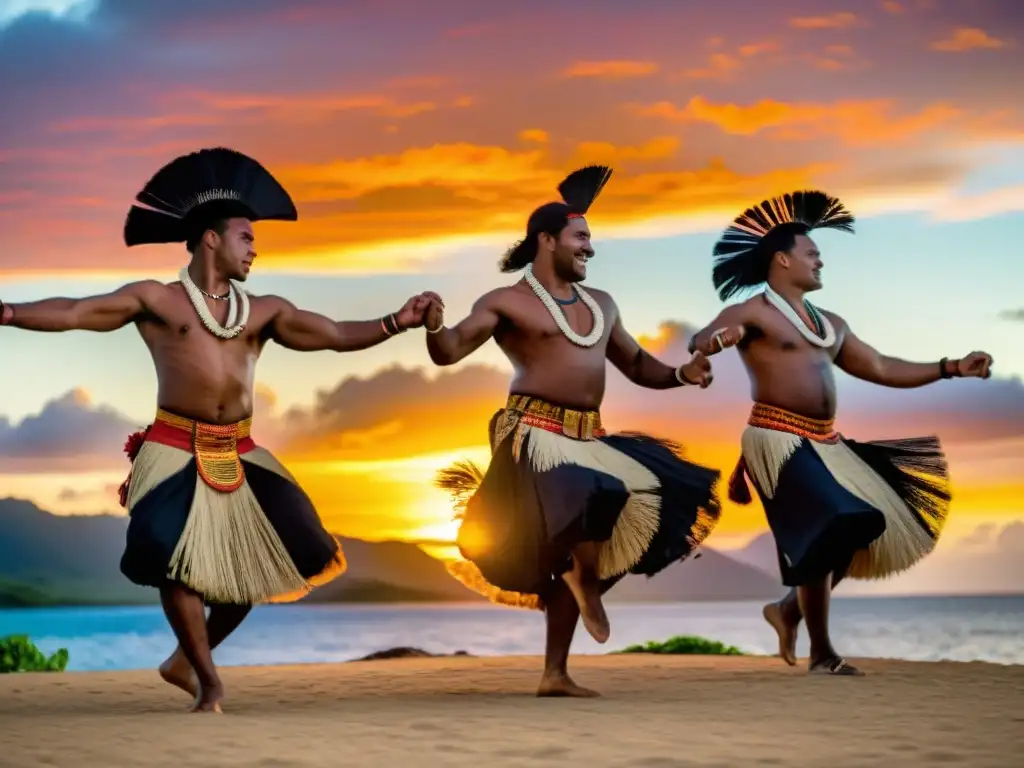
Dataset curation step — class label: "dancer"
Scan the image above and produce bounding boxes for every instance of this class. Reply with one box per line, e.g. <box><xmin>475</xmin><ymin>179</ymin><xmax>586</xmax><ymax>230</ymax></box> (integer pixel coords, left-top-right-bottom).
<box><xmin>427</xmin><ymin>166</ymin><xmax>722</xmax><ymax>697</ymax></box>
<box><xmin>690</xmin><ymin>190</ymin><xmax>993</xmax><ymax>675</ymax></box>
<box><xmin>0</xmin><ymin>147</ymin><xmax>438</xmax><ymax>711</ymax></box>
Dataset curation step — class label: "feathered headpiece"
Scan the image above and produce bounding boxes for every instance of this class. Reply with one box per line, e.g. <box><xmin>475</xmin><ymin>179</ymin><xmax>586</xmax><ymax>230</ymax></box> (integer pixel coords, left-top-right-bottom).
<box><xmin>499</xmin><ymin>165</ymin><xmax>613</xmax><ymax>273</ymax></box>
<box><xmin>711</xmin><ymin>190</ymin><xmax>854</xmax><ymax>301</ymax></box>
<box><xmin>123</xmin><ymin>147</ymin><xmax>297</xmax><ymax>248</ymax></box>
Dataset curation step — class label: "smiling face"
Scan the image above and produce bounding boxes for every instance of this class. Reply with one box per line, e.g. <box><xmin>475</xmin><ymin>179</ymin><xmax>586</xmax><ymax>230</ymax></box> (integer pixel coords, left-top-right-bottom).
<box><xmin>208</xmin><ymin>217</ymin><xmax>256</xmax><ymax>281</ymax></box>
<box><xmin>548</xmin><ymin>216</ymin><xmax>594</xmax><ymax>282</ymax></box>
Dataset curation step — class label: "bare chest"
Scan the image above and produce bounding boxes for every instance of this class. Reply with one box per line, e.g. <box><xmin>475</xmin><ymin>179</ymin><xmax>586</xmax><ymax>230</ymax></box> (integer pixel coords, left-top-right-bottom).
<box><xmin>501</xmin><ymin>294</ymin><xmax>610</xmax><ymax>361</ymax></box>
<box><xmin>747</xmin><ymin>313</ymin><xmax>840</xmax><ymax>361</ymax></box>
<box><xmin>141</xmin><ymin>293</ymin><xmax>267</xmax><ymax>358</ymax></box>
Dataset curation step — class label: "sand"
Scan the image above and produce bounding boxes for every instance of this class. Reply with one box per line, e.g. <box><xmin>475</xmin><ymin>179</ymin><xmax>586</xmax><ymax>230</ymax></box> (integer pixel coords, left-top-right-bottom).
<box><xmin>1</xmin><ymin>655</ymin><xmax>1021</xmax><ymax>767</ymax></box>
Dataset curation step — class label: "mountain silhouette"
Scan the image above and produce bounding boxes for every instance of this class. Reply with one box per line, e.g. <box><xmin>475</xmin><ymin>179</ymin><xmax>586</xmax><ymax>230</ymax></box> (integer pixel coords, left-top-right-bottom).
<box><xmin>0</xmin><ymin>497</ymin><xmax>781</xmax><ymax>606</ymax></box>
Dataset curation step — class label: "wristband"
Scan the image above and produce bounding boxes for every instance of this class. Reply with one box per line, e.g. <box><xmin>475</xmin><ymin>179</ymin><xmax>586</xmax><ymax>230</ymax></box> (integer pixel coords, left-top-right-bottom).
<box><xmin>426</xmin><ymin>323</ymin><xmax>444</xmax><ymax>334</ymax></box>
<box><xmin>382</xmin><ymin>313</ymin><xmax>404</xmax><ymax>336</ymax></box>
<box><xmin>674</xmin><ymin>365</ymin><xmax>696</xmax><ymax>385</ymax></box>
<box><xmin>939</xmin><ymin>357</ymin><xmax>953</xmax><ymax>379</ymax></box>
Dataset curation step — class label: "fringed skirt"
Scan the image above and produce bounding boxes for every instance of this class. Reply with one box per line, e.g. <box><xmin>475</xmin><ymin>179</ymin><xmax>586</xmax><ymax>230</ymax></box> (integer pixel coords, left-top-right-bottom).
<box><xmin>729</xmin><ymin>403</ymin><xmax>951</xmax><ymax>586</ymax></box>
<box><xmin>117</xmin><ymin>409</ymin><xmax>347</xmax><ymax>605</ymax></box>
<box><xmin>436</xmin><ymin>395</ymin><xmax>722</xmax><ymax>610</ymax></box>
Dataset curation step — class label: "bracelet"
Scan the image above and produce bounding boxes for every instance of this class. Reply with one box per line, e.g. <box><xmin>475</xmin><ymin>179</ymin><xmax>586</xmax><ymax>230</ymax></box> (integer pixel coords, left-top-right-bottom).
<box><xmin>0</xmin><ymin>301</ymin><xmax>12</xmax><ymax>326</ymax></box>
<box><xmin>425</xmin><ymin>323</ymin><xmax>444</xmax><ymax>334</ymax></box>
<box><xmin>674</xmin><ymin>365</ymin><xmax>696</xmax><ymax>385</ymax></box>
<box><xmin>939</xmin><ymin>357</ymin><xmax>952</xmax><ymax>379</ymax></box>
<box><xmin>381</xmin><ymin>313</ymin><xmax>404</xmax><ymax>336</ymax></box>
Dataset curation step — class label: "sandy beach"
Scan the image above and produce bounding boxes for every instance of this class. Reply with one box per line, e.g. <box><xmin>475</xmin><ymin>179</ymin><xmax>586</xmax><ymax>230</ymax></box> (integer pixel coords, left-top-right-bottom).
<box><xmin>1</xmin><ymin>655</ymin><xmax>1021</xmax><ymax>767</ymax></box>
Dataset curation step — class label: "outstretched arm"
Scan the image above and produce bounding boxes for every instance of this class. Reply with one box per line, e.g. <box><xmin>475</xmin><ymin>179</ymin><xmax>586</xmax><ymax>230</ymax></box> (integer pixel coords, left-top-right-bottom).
<box><xmin>606</xmin><ymin>312</ymin><xmax>711</xmax><ymax>389</ymax></box>
<box><xmin>835</xmin><ymin>317</ymin><xmax>993</xmax><ymax>387</ymax></box>
<box><xmin>0</xmin><ymin>281</ymin><xmax>156</xmax><ymax>332</ymax></box>
<box><xmin>424</xmin><ymin>293</ymin><xmax>501</xmax><ymax>366</ymax></box>
<box><xmin>267</xmin><ymin>292</ymin><xmax>436</xmax><ymax>353</ymax></box>
<box><xmin>688</xmin><ymin>303</ymin><xmax>747</xmax><ymax>356</ymax></box>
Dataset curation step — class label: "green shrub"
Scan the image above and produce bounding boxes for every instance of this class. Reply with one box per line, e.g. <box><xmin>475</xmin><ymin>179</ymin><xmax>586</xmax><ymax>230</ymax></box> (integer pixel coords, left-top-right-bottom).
<box><xmin>0</xmin><ymin>635</ymin><xmax>69</xmax><ymax>673</ymax></box>
<box><xmin>616</xmin><ymin>635</ymin><xmax>746</xmax><ymax>656</ymax></box>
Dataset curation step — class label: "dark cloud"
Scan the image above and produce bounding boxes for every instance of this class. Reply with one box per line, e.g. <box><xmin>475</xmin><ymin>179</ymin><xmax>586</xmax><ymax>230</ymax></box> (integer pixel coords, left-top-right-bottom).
<box><xmin>270</xmin><ymin>364</ymin><xmax>510</xmax><ymax>458</ymax></box>
<box><xmin>0</xmin><ymin>389</ymin><xmax>137</xmax><ymax>472</ymax></box>
<box><xmin>999</xmin><ymin>309</ymin><xmax>1024</xmax><ymax>322</ymax></box>
<box><xmin>996</xmin><ymin>521</ymin><xmax>1024</xmax><ymax>553</ymax></box>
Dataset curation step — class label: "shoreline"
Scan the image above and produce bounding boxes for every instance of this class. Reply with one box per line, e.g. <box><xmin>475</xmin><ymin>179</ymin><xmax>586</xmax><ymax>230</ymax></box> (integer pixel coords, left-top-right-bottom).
<box><xmin>1</xmin><ymin>655</ymin><xmax>1021</xmax><ymax>767</ymax></box>
<box><xmin>3</xmin><ymin>591</ymin><xmax>1024</xmax><ymax>610</ymax></box>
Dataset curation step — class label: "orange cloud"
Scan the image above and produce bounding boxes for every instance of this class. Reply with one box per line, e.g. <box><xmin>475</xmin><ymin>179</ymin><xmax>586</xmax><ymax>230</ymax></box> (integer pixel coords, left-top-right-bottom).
<box><xmin>881</xmin><ymin>0</ymin><xmax>905</xmax><ymax>13</ymax></box>
<box><xmin>681</xmin><ymin>39</ymin><xmax>778</xmax><ymax>82</ymax></box>
<box><xmin>930</xmin><ymin>28</ymin><xmax>1008</xmax><ymax>53</ymax></box>
<box><xmin>518</xmin><ymin>128</ymin><xmax>549</xmax><ymax>144</ymax></box>
<box><xmin>682</xmin><ymin>53</ymin><xmax>741</xmax><ymax>81</ymax></box>
<box><xmin>229</xmin><ymin>142</ymin><xmax>830</xmax><ymax>269</ymax></box>
<box><xmin>177</xmin><ymin>89</ymin><xmax>438</xmax><ymax>119</ymax></box>
<box><xmin>739</xmin><ymin>40</ymin><xmax>779</xmax><ymax>57</ymax></box>
<box><xmin>570</xmin><ymin>136</ymin><xmax>680</xmax><ymax>165</ymax></box>
<box><xmin>789</xmin><ymin>12</ymin><xmax>864</xmax><ymax>29</ymax></box>
<box><xmin>562</xmin><ymin>60</ymin><xmax>660</xmax><ymax>79</ymax></box>
<box><xmin>635</xmin><ymin>96</ymin><xmax>962</xmax><ymax>145</ymax></box>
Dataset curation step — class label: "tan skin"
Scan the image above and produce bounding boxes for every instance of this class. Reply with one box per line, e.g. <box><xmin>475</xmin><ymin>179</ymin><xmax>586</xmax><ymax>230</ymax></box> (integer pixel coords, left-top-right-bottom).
<box><xmin>3</xmin><ymin>217</ymin><xmax>439</xmax><ymax>712</ymax></box>
<box><xmin>691</xmin><ymin>232</ymin><xmax>993</xmax><ymax>675</ymax></box>
<box><xmin>425</xmin><ymin>216</ymin><xmax>713</xmax><ymax>697</ymax></box>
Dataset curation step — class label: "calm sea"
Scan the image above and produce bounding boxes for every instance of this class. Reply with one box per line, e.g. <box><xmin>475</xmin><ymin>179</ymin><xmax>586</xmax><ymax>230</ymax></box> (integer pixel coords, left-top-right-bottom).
<box><xmin>1</xmin><ymin>596</ymin><xmax>1021</xmax><ymax>672</ymax></box>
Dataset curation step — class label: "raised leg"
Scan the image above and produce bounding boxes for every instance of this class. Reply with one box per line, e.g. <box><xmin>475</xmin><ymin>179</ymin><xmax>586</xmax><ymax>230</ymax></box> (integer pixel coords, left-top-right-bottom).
<box><xmin>159</xmin><ymin>602</ymin><xmax>252</xmax><ymax>700</ymax></box>
<box><xmin>158</xmin><ymin>583</ymin><xmax>229</xmax><ymax>712</ymax></box>
<box><xmin>560</xmin><ymin>541</ymin><xmax>610</xmax><ymax>643</ymax></box>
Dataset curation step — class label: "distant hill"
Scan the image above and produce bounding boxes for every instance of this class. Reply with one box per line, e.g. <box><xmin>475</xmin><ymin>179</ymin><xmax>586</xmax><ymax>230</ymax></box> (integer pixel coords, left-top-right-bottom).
<box><xmin>723</xmin><ymin>530</ymin><xmax>1024</xmax><ymax>597</ymax></box>
<box><xmin>609</xmin><ymin>549</ymin><xmax>783</xmax><ymax>602</ymax></box>
<box><xmin>0</xmin><ymin>497</ymin><xmax>783</xmax><ymax>606</ymax></box>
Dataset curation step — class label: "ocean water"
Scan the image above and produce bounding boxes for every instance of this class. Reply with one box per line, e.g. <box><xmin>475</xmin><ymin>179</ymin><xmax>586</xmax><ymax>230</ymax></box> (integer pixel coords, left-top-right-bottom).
<box><xmin>1</xmin><ymin>596</ymin><xmax>1021</xmax><ymax>672</ymax></box>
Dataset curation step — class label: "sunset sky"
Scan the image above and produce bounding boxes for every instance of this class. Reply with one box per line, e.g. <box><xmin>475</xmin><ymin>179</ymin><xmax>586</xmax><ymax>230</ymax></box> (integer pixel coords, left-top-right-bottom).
<box><xmin>1</xmin><ymin>0</ymin><xmax>1022</xmax><ymax>590</ymax></box>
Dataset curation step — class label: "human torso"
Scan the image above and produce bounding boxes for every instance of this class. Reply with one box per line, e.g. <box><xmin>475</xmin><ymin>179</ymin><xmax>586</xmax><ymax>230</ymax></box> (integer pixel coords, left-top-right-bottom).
<box><xmin>492</xmin><ymin>281</ymin><xmax>615</xmax><ymax>411</ymax></box>
<box><xmin>737</xmin><ymin>294</ymin><xmax>846</xmax><ymax>421</ymax></box>
<box><xmin>136</xmin><ymin>283</ymin><xmax>274</xmax><ymax>424</ymax></box>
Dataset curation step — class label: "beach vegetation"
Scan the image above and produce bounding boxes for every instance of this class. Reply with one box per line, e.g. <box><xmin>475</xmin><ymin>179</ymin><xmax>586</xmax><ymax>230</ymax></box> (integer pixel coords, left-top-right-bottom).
<box><xmin>0</xmin><ymin>635</ymin><xmax>70</xmax><ymax>673</ymax></box>
<box><xmin>616</xmin><ymin>635</ymin><xmax>746</xmax><ymax>656</ymax></box>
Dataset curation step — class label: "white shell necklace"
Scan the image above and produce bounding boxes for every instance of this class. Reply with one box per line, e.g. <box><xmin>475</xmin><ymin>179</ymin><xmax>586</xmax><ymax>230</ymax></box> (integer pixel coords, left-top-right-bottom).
<box><xmin>524</xmin><ymin>263</ymin><xmax>604</xmax><ymax>347</ymax></box>
<box><xmin>179</xmin><ymin>267</ymin><xmax>251</xmax><ymax>340</ymax></box>
<box><xmin>764</xmin><ymin>285</ymin><xmax>835</xmax><ymax>348</ymax></box>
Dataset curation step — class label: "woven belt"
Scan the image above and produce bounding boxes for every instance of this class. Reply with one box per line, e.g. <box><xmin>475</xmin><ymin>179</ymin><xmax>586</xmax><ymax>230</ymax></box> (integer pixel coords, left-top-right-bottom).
<box><xmin>505</xmin><ymin>394</ymin><xmax>605</xmax><ymax>441</ymax></box>
<box><xmin>146</xmin><ymin>409</ymin><xmax>256</xmax><ymax>492</ymax></box>
<box><xmin>748</xmin><ymin>402</ymin><xmax>838</xmax><ymax>442</ymax></box>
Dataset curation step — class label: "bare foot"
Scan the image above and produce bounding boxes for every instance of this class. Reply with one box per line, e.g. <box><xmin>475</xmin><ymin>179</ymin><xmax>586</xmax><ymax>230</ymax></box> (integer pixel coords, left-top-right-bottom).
<box><xmin>537</xmin><ymin>673</ymin><xmax>602</xmax><ymax>698</ymax></box>
<box><xmin>562</xmin><ymin>569</ymin><xmax>610</xmax><ymax>643</ymax></box>
<box><xmin>159</xmin><ymin>650</ymin><xmax>198</xmax><ymax>697</ymax></box>
<box><xmin>762</xmin><ymin>602</ymin><xmax>798</xmax><ymax>666</ymax></box>
<box><xmin>190</xmin><ymin>683</ymin><xmax>225</xmax><ymax>713</ymax></box>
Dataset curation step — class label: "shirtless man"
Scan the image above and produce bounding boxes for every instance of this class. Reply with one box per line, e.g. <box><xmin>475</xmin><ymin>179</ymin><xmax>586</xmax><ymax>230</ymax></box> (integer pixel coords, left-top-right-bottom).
<box><xmin>0</xmin><ymin>148</ymin><xmax>438</xmax><ymax>711</ymax></box>
<box><xmin>428</xmin><ymin>166</ymin><xmax>723</xmax><ymax>696</ymax></box>
<box><xmin>690</xmin><ymin>190</ymin><xmax>993</xmax><ymax>675</ymax></box>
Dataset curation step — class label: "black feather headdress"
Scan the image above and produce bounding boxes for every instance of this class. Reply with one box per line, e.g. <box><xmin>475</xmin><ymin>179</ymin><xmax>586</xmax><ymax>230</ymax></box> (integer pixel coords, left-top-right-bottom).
<box><xmin>123</xmin><ymin>147</ymin><xmax>297</xmax><ymax>248</ymax></box>
<box><xmin>711</xmin><ymin>190</ymin><xmax>854</xmax><ymax>301</ymax></box>
<box><xmin>499</xmin><ymin>165</ymin><xmax>613</xmax><ymax>273</ymax></box>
